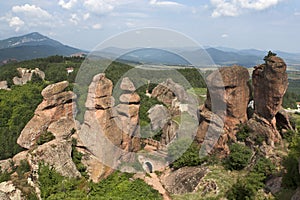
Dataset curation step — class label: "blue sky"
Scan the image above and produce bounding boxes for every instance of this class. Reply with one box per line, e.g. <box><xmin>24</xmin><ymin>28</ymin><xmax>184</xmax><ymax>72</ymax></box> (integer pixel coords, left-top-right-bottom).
<box><xmin>0</xmin><ymin>0</ymin><xmax>299</xmax><ymax>52</ymax></box>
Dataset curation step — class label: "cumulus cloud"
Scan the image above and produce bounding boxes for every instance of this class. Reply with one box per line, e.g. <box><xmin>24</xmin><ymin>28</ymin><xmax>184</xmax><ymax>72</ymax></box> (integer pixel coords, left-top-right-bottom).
<box><xmin>12</xmin><ymin>4</ymin><xmax>52</xmax><ymax>19</ymax></box>
<box><xmin>8</xmin><ymin>16</ymin><xmax>25</xmax><ymax>31</ymax></box>
<box><xmin>211</xmin><ymin>0</ymin><xmax>284</xmax><ymax>17</ymax></box>
<box><xmin>149</xmin><ymin>0</ymin><xmax>183</xmax><ymax>7</ymax></box>
<box><xmin>58</xmin><ymin>0</ymin><xmax>77</xmax><ymax>10</ymax></box>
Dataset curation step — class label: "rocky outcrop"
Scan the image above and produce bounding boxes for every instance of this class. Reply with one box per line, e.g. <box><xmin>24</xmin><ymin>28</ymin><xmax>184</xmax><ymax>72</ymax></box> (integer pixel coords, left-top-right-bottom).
<box><xmin>28</xmin><ymin>140</ymin><xmax>81</xmax><ymax>178</ymax></box>
<box><xmin>0</xmin><ymin>81</ymin><xmax>9</xmax><ymax>90</ymax></box>
<box><xmin>17</xmin><ymin>81</ymin><xmax>76</xmax><ymax>149</ymax></box>
<box><xmin>161</xmin><ymin>167</ymin><xmax>208</xmax><ymax>194</ymax></box>
<box><xmin>248</xmin><ymin>56</ymin><xmax>289</xmax><ymax>145</ymax></box>
<box><xmin>196</xmin><ymin>65</ymin><xmax>250</xmax><ymax>154</ymax></box>
<box><xmin>13</xmin><ymin>68</ymin><xmax>45</xmax><ymax>85</ymax></box>
<box><xmin>148</xmin><ymin>105</ymin><xmax>171</xmax><ymax>132</ymax></box>
<box><xmin>0</xmin><ymin>181</ymin><xmax>23</xmax><ymax>200</ymax></box>
<box><xmin>79</xmin><ymin>74</ymin><xmax>141</xmax><ymax>175</ymax></box>
<box><xmin>151</xmin><ymin>79</ymin><xmax>191</xmax><ymax>106</ymax></box>
<box><xmin>14</xmin><ymin>81</ymin><xmax>81</xmax><ymax>180</ymax></box>
<box><xmin>253</xmin><ymin>56</ymin><xmax>288</xmax><ymax>122</ymax></box>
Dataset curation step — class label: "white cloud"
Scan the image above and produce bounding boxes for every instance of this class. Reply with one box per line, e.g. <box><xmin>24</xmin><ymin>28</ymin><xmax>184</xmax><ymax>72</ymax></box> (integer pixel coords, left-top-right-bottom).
<box><xmin>211</xmin><ymin>0</ymin><xmax>284</xmax><ymax>17</ymax></box>
<box><xmin>8</xmin><ymin>16</ymin><xmax>25</xmax><ymax>31</ymax></box>
<box><xmin>92</xmin><ymin>23</ymin><xmax>102</xmax><ymax>29</ymax></box>
<box><xmin>84</xmin><ymin>0</ymin><xmax>115</xmax><ymax>14</ymax></box>
<box><xmin>70</xmin><ymin>13</ymin><xmax>80</xmax><ymax>25</ymax></box>
<box><xmin>221</xmin><ymin>33</ymin><xmax>228</xmax><ymax>38</ymax></box>
<box><xmin>83</xmin><ymin>13</ymin><xmax>90</xmax><ymax>20</ymax></box>
<box><xmin>12</xmin><ymin>4</ymin><xmax>52</xmax><ymax>19</ymax></box>
<box><xmin>58</xmin><ymin>0</ymin><xmax>77</xmax><ymax>10</ymax></box>
<box><xmin>149</xmin><ymin>0</ymin><xmax>183</xmax><ymax>7</ymax></box>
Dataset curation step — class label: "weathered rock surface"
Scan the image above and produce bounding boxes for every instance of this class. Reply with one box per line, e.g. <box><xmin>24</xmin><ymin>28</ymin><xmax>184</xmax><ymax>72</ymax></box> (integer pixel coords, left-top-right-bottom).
<box><xmin>276</xmin><ymin>108</ymin><xmax>294</xmax><ymax>131</ymax></box>
<box><xmin>28</xmin><ymin>140</ymin><xmax>81</xmax><ymax>178</ymax></box>
<box><xmin>0</xmin><ymin>81</ymin><xmax>9</xmax><ymax>90</ymax></box>
<box><xmin>0</xmin><ymin>181</ymin><xmax>23</xmax><ymax>200</ymax></box>
<box><xmin>120</xmin><ymin>77</ymin><xmax>136</xmax><ymax>92</ymax></box>
<box><xmin>253</xmin><ymin>56</ymin><xmax>288</xmax><ymax>122</ymax></box>
<box><xmin>13</xmin><ymin>67</ymin><xmax>45</xmax><ymax>86</ymax></box>
<box><xmin>79</xmin><ymin>75</ymin><xmax>141</xmax><ymax>177</ymax></box>
<box><xmin>196</xmin><ymin>65</ymin><xmax>250</xmax><ymax>154</ymax></box>
<box><xmin>205</xmin><ymin>65</ymin><xmax>250</xmax><ymax>132</ymax></box>
<box><xmin>148</xmin><ymin>105</ymin><xmax>171</xmax><ymax>132</ymax></box>
<box><xmin>152</xmin><ymin>79</ymin><xmax>191</xmax><ymax>105</ymax></box>
<box><xmin>161</xmin><ymin>167</ymin><xmax>208</xmax><ymax>194</ymax></box>
<box><xmin>249</xmin><ymin>56</ymin><xmax>289</xmax><ymax>145</ymax></box>
<box><xmin>17</xmin><ymin>81</ymin><xmax>76</xmax><ymax>149</ymax></box>
<box><xmin>265</xmin><ymin>176</ymin><xmax>282</xmax><ymax>195</ymax></box>
<box><xmin>0</xmin><ymin>191</ymin><xmax>10</xmax><ymax>200</ymax></box>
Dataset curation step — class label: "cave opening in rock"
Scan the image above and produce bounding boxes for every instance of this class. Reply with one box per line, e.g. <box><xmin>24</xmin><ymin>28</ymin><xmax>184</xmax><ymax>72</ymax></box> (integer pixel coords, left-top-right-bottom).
<box><xmin>145</xmin><ymin>161</ymin><xmax>153</xmax><ymax>173</ymax></box>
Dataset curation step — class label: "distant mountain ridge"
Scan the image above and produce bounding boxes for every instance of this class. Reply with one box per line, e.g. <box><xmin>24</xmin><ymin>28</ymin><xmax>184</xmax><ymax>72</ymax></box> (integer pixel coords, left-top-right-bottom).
<box><xmin>0</xmin><ymin>32</ymin><xmax>85</xmax><ymax>64</ymax></box>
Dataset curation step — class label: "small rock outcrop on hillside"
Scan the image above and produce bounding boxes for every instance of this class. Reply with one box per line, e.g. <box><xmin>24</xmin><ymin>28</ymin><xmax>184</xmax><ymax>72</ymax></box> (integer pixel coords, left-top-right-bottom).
<box><xmin>13</xmin><ymin>67</ymin><xmax>45</xmax><ymax>85</ymax></box>
<box><xmin>0</xmin><ymin>81</ymin><xmax>9</xmax><ymax>90</ymax></box>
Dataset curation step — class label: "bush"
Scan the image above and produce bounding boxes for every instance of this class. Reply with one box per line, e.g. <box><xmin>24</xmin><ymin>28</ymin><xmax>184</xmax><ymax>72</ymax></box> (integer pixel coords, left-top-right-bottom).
<box><xmin>227</xmin><ymin>172</ymin><xmax>265</xmax><ymax>200</ymax></box>
<box><xmin>224</xmin><ymin>143</ymin><xmax>252</xmax><ymax>171</ymax></box>
<box><xmin>0</xmin><ymin>167</ymin><xmax>10</xmax><ymax>182</ymax></box>
<box><xmin>71</xmin><ymin>138</ymin><xmax>88</xmax><ymax>178</ymax></box>
<box><xmin>236</xmin><ymin>124</ymin><xmax>250</xmax><ymax>142</ymax></box>
<box><xmin>170</xmin><ymin>142</ymin><xmax>207</xmax><ymax>170</ymax></box>
<box><xmin>37</xmin><ymin>131</ymin><xmax>55</xmax><ymax>145</ymax></box>
<box><xmin>252</xmin><ymin>157</ymin><xmax>275</xmax><ymax>179</ymax></box>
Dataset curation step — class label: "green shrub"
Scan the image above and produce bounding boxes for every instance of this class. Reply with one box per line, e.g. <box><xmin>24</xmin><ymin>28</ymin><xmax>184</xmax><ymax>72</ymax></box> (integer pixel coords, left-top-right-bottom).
<box><xmin>227</xmin><ymin>172</ymin><xmax>265</xmax><ymax>200</ymax></box>
<box><xmin>236</xmin><ymin>124</ymin><xmax>250</xmax><ymax>142</ymax></box>
<box><xmin>37</xmin><ymin>131</ymin><xmax>55</xmax><ymax>145</ymax></box>
<box><xmin>224</xmin><ymin>143</ymin><xmax>252</xmax><ymax>171</ymax></box>
<box><xmin>0</xmin><ymin>167</ymin><xmax>10</xmax><ymax>182</ymax></box>
<box><xmin>252</xmin><ymin>157</ymin><xmax>275</xmax><ymax>179</ymax></box>
<box><xmin>171</xmin><ymin>142</ymin><xmax>207</xmax><ymax>170</ymax></box>
<box><xmin>71</xmin><ymin>138</ymin><xmax>88</xmax><ymax>178</ymax></box>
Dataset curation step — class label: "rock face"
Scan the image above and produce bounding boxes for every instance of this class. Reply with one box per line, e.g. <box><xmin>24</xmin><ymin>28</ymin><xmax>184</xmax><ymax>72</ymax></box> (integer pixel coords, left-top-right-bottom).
<box><xmin>15</xmin><ymin>81</ymin><xmax>81</xmax><ymax>180</ymax></box>
<box><xmin>28</xmin><ymin>140</ymin><xmax>81</xmax><ymax>178</ymax></box>
<box><xmin>196</xmin><ymin>65</ymin><xmax>250</xmax><ymax>153</ymax></box>
<box><xmin>13</xmin><ymin>67</ymin><xmax>45</xmax><ymax>85</ymax></box>
<box><xmin>161</xmin><ymin>167</ymin><xmax>208</xmax><ymax>194</ymax></box>
<box><xmin>0</xmin><ymin>81</ymin><xmax>9</xmax><ymax>90</ymax></box>
<box><xmin>79</xmin><ymin>75</ymin><xmax>141</xmax><ymax>177</ymax></box>
<box><xmin>151</xmin><ymin>79</ymin><xmax>191</xmax><ymax>106</ymax></box>
<box><xmin>253</xmin><ymin>56</ymin><xmax>288</xmax><ymax>122</ymax></box>
<box><xmin>17</xmin><ymin>81</ymin><xmax>76</xmax><ymax>149</ymax></box>
<box><xmin>248</xmin><ymin>56</ymin><xmax>289</xmax><ymax>145</ymax></box>
<box><xmin>0</xmin><ymin>181</ymin><xmax>23</xmax><ymax>200</ymax></box>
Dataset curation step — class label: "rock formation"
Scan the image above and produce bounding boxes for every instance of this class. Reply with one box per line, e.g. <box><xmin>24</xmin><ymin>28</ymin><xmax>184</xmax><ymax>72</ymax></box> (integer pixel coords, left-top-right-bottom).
<box><xmin>161</xmin><ymin>167</ymin><xmax>208</xmax><ymax>194</ymax></box>
<box><xmin>0</xmin><ymin>81</ymin><xmax>9</xmax><ymax>90</ymax></box>
<box><xmin>196</xmin><ymin>65</ymin><xmax>251</xmax><ymax>153</ymax></box>
<box><xmin>247</xmin><ymin>55</ymin><xmax>289</xmax><ymax>145</ymax></box>
<box><xmin>17</xmin><ymin>81</ymin><xmax>76</xmax><ymax>149</ymax></box>
<box><xmin>253</xmin><ymin>56</ymin><xmax>288</xmax><ymax>122</ymax></box>
<box><xmin>13</xmin><ymin>67</ymin><xmax>45</xmax><ymax>85</ymax></box>
<box><xmin>79</xmin><ymin>74</ymin><xmax>141</xmax><ymax>177</ymax></box>
<box><xmin>151</xmin><ymin>79</ymin><xmax>192</xmax><ymax>106</ymax></box>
